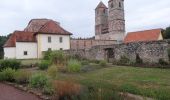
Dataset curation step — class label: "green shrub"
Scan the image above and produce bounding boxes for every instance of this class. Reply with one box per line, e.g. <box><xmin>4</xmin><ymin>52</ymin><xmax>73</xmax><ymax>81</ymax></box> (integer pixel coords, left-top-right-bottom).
<box><xmin>81</xmin><ymin>60</ymin><xmax>89</xmax><ymax>65</ymax></box>
<box><xmin>50</xmin><ymin>50</ymin><xmax>67</xmax><ymax>65</ymax></box>
<box><xmin>29</xmin><ymin>73</ymin><xmax>50</xmax><ymax>88</ymax></box>
<box><xmin>0</xmin><ymin>59</ymin><xmax>21</xmax><ymax>71</ymax></box>
<box><xmin>119</xmin><ymin>56</ymin><xmax>130</xmax><ymax>65</ymax></box>
<box><xmin>47</xmin><ymin>65</ymin><xmax>58</xmax><ymax>79</ymax></box>
<box><xmin>120</xmin><ymin>84</ymin><xmax>140</xmax><ymax>94</ymax></box>
<box><xmin>159</xmin><ymin>58</ymin><xmax>168</xmax><ymax>66</ymax></box>
<box><xmin>43</xmin><ymin>50</ymin><xmax>52</xmax><ymax>60</ymax></box>
<box><xmin>29</xmin><ymin>73</ymin><xmax>54</xmax><ymax>95</ymax></box>
<box><xmin>0</xmin><ymin>72</ymin><xmax>5</xmax><ymax>81</ymax></box>
<box><xmin>38</xmin><ymin>60</ymin><xmax>50</xmax><ymax>70</ymax></box>
<box><xmin>99</xmin><ymin>60</ymin><xmax>107</xmax><ymax>66</ymax></box>
<box><xmin>43</xmin><ymin>82</ymin><xmax>54</xmax><ymax>95</ymax></box>
<box><xmin>67</xmin><ymin>59</ymin><xmax>81</xmax><ymax>72</ymax></box>
<box><xmin>90</xmin><ymin>60</ymin><xmax>100</xmax><ymax>64</ymax></box>
<box><xmin>0</xmin><ymin>68</ymin><xmax>16</xmax><ymax>82</ymax></box>
<box><xmin>14</xmin><ymin>70</ymin><xmax>31</xmax><ymax>84</ymax></box>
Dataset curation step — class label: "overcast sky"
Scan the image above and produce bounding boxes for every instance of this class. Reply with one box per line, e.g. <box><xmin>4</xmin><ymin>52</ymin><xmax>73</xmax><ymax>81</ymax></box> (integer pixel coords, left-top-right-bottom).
<box><xmin>0</xmin><ymin>0</ymin><xmax>170</xmax><ymax>38</ymax></box>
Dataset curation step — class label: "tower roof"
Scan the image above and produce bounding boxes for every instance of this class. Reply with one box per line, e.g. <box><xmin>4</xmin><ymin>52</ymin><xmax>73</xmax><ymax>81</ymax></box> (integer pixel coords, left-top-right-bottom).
<box><xmin>95</xmin><ymin>1</ymin><xmax>108</xmax><ymax>10</ymax></box>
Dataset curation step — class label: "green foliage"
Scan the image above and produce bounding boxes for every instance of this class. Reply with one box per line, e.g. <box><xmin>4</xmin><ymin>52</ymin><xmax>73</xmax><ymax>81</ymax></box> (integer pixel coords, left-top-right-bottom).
<box><xmin>159</xmin><ymin>59</ymin><xmax>169</xmax><ymax>66</ymax></box>
<box><xmin>50</xmin><ymin>50</ymin><xmax>67</xmax><ymax>66</ymax></box>
<box><xmin>0</xmin><ymin>59</ymin><xmax>21</xmax><ymax>71</ymax></box>
<box><xmin>81</xmin><ymin>60</ymin><xmax>89</xmax><ymax>65</ymax></box>
<box><xmin>0</xmin><ymin>68</ymin><xmax>16</xmax><ymax>82</ymax></box>
<box><xmin>163</xmin><ymin>26</ymin><xmax>170</xmax><ymax>39</ymax></box>
<box><xmin>29</xmin><ymin>73</ymin><xmax>54</xmax><ymax>95</ymax></box>
<box><xmin>119</xmin><ymin>55</ymin><xmax>130</xmax><ymax>65</ymax></box>
<box><xmin>38</xmin><ymin>60</ymin><xmax>50</xmax><ymax>70</ymax></box>
<box><xmin>120</xmin><ymin>84</ymin><xmax>140</xmax><ymax>94</ymax></box>
<box><xmin>29</xmin><ymin>73</ymin><xmax>50</xmax><ymax>88</ymax></box>
<box><xmin>67</xmin><ymin>59</ymin><xmax>81</xmax><ymax>72</ymax></box>
<box><xmin>43</xmin><ymin>50</ymin><xmax>52</xmax><ymax>60</ymax></box>
<box><xmin>0</xmin><ymin>35</ymin><xmax>8</xmax><ymax>59</ymax></box>
<box><xmin>99</xmin><ymin>60</ymin><xmax>107</xmax><ymax>66</ymax></box>
<box><xmin>47</xmin><ymin>65</ymin><xmax>58</xmax><ymax>79</ymax></box>
<box><xmin>14</xmin><ymin>70</ymin><xmax>31</xmax><ymax>84</ymax></box>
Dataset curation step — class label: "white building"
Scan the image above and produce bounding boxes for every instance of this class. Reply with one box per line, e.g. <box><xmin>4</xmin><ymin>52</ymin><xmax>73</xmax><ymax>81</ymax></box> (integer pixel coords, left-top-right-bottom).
<box><xmin>3</xmin><ymin>19</ymin><xmax>72</xmax><ymax>59</ymax></box>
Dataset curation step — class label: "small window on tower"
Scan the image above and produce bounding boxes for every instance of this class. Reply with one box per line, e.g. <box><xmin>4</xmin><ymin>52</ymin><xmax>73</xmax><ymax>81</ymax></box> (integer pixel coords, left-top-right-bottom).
<box><xmin>119</xmin><ymin>2</ymin><xmax>121</xmax><ymax>8</ymax></box>
<box><xmin>103</xmin><ymin>9</ymin><xmax>105</xmax><ymax>13</ymax></box>
<box><xmin>111</xmin><ymin>3</ymin><xmax>114</xmax><ymax>8</ymax></box>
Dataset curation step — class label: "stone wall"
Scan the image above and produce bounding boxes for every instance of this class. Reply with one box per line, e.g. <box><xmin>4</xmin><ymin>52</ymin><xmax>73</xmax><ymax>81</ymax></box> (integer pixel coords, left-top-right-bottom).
<box><xmin>71</xmin><ymin>39</ymin><xmax>118</xmax><ymax>49</ymax></box>
<box><xmin>67</xmin><ymin>40</ymin><xmax>170</xmax><ymax>64</ymax></box>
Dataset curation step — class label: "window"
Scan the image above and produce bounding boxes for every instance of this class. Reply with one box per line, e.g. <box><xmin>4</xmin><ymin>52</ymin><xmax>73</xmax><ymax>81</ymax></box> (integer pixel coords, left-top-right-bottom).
<box><xmin>24</xmin><ymin>51</ymin><xmax>27</xmax><ymax>55</ymax></box>
<box><xmin>103</xmin><ymin>9</ymin><xmax>105</xmax><ymax>13</ymax></box>
<box><xmin>48</xmin><ymin>36</ymin><xmax>51</xmax><ymax>43</ymax></box>
<box><xmin>119</xmin><ymin>2</ymin><xmax>121</xmax><ymax>8</ymax></box>
<box><xmin>48</xmin><ymin>48</ymin><xmax>52</xmax><ymax>51</ymax></box>
<box><xmin>59</xmin><ymin>37</ymin><xmax>63</xmax><ymax>43</ymax></box>
<box><xmin>60</xmin><ymin>48</ymin><xmax>63</xmax><ymax>50</ymax></box>
<box><xmin>111</xmin><ymin>3</ymin><xmax>114</xmax><ymax>8</ymax></box>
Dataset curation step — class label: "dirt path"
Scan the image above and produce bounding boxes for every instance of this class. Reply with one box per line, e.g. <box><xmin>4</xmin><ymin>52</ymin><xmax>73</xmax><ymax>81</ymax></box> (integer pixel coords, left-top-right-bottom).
<box><xmin>0</xmin><ymin>83</ymin><xmax>41</xmax><ymax>100</ymax></box>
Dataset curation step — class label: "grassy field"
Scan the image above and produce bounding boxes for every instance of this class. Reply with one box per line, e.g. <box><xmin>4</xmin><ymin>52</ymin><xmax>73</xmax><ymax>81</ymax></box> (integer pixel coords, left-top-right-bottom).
<box><xmin>56</xmin><ymin>66</ymin><xmax>170</xmax><ymax>100</ymax></box>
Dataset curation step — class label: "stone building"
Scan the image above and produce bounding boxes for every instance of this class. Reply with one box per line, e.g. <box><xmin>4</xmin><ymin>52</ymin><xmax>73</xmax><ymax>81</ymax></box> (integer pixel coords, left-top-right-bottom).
<box><xmin>95</xmin><ymin>0</ymin><xmax>125</xmax><ymax>41</ymax></box>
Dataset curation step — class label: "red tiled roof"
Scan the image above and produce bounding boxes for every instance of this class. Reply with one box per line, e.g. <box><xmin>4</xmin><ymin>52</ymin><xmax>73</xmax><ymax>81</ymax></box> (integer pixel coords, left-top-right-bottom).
<box><xmin>124</xmin><ymin>29</ymin><xmax>162</xmax><ymax>43</ymax></box>
<box><xmin>37</xmin><ymin>20</ymin><xmax>72</xmax><ymax>35</ymax></box>
<box><xmin>3</xmin><ymin>31</ymin><xmax>36</xmax><ymax>47</ymax></box>
<box><xmin>96</xmin><ymin>1</ymin><xmax>108</xmax><ymax>9</ymax></box>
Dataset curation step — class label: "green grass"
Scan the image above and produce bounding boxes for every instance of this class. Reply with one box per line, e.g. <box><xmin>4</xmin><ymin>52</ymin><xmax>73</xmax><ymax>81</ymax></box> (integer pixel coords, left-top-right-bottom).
<box><xmin>56</xmin><ymin>66</ymin><xmax>170</xmax><ymax>100</ymax></box>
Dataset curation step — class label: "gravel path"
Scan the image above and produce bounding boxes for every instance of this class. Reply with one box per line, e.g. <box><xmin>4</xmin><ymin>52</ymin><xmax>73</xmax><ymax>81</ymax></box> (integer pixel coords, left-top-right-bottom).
<box><xmin>0</xmin><ymin>83</ymin><xmax>41</xmax><ymax>100</ymax></box>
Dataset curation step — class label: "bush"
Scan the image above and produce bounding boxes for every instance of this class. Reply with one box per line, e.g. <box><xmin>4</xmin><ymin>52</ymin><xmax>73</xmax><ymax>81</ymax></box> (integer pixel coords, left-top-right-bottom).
<box><xmin>99</xmin><ymin>60</ymin><xmax>107</xmax><ymax>66</ymax></box>
<box><xmin>81</xmin><ymin>60</ymin><xmax>89</xmax><ymax>65</ymax></box>
<box><xmin>67</xmin><ymin>59</ymin><xmax>81</xmax><ymax>72</ymax></box>
<box><xmin>29</xmin><ymin>73</ymin><xmax>50</xmax><ymax>88</ymax></box>
<box><xmin>0</xmin><ymin>68</ymin><xmax>16</xmax><ymax>82</ymax></box>
<box><xmin>14</xmin><ymin>70</ymin><xmax>31</xmax><ymax>84</ymax></box>
<box><xmin>0</xmin><ymin>59</ymin><xmax>21</xmax><ymax>71</ymax></box>
<box><xmin>47</xmin><ymin>65</ymin><xmax>58</xmax><ymax>79</ymax></box>
<box><xmin>29</xmin><ymin>73</ymin><xmax>54</xmax><ymax>95</ymax></box>
<box><xmin>50</xmin><ymin>50</ymin><xmax>67</xmax><ymax>66</ymax></box>
<box><xmin>38</xmin><ymin>60</ymin><xmax>50</xmax><ymax>70</ymax></box>
<box><xmin>43</xmin><ymin>49</ymin><xmax>52</xmax><ymax>60</ymax></box>
<box><xmin>159</xmin><ymin>59</ymin><xmax>169</xmax><ymax>66</ymax></box>
<box><xmin>119</xmin><ymin>56</ymin><xmax>130</xmax><ymax>65</ymax></box>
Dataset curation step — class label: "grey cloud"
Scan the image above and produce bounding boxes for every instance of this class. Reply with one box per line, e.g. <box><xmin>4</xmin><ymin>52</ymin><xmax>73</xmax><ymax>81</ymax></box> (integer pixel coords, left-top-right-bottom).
<box><xmin>0</xmin><ymin>0</ymin><xmax>170</xmax><ymax>37</ymax></box>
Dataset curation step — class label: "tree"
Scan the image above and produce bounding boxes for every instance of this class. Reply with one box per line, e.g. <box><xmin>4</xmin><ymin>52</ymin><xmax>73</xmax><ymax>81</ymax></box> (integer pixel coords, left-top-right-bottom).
<box><xmin>163</xmin><ymin>26</ymin><xmax>170</xmax><ymax>39</ymax></box>
<box><xmin>0</xmin><ymin>34</ymin><xmax>11</xmax><ymax>59</ymax></box>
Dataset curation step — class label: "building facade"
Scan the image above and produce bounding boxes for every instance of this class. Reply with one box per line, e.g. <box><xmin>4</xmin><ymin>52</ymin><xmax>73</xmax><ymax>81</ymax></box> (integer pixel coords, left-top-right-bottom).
<box><xmin>3</xmin><ymin>19</ymin><xmax>72</xmax><ymax>59</ymax></box>
<box><xmin>95</xmin><ymin>0</ymin><xmax>125</xmax><ymax>41</ymax></box>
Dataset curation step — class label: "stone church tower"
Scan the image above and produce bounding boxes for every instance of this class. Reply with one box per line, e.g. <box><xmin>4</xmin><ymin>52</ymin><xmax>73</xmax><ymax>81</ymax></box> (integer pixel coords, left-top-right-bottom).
<box><xmin>95</xmin><ymin>1</ymin><xmax>109</xmax><ymax>40</ymax></box>
<box><xmin>95</xmin><ymin>0</ymin><xmax>125</xmax><ymax>41</ymax></box>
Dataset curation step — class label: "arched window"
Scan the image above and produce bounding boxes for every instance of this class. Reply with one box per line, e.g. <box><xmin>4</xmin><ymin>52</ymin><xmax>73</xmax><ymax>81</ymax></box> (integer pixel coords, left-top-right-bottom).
<box><xmin>119</xmin><ymin>2</ymin><xmax>121</xmax><ymax>8</ymax></box>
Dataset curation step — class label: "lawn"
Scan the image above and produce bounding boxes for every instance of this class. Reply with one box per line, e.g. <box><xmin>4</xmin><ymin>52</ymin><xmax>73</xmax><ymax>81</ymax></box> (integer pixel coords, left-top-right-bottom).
<box><xmin>56</xmin><ymin>66</ymin><xmax>170</xmax><ymax>100</ymax></box>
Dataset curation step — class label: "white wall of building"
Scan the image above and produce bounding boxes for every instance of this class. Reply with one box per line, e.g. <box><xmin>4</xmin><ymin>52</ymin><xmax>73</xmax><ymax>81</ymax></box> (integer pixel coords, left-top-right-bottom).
<box><xmin>16</xmin><ymin>42</ymin><xmax>38</xmax><ymax>59</ymax></box>
<box><xmin>37</xmin><ymin>34</ymin><xmax>70</xmax><ymax>58</ymax></box>
<box><xmin>4</xmin><ymin>47</ymin><xmax>16</xmax><ymax>59</ymax></box>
